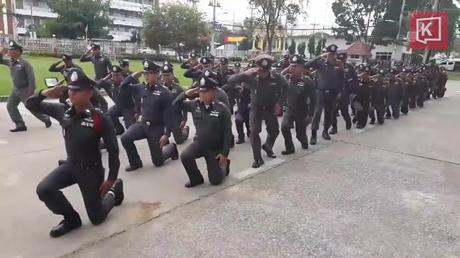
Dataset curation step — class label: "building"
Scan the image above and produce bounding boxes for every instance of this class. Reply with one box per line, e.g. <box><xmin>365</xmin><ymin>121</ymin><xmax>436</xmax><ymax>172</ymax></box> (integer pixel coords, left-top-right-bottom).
<box><xmin>0</xmin><ymin>0</ymin><xmax>154</xmax><ymax>41</ymax></box>
<box><xmin>287</xmin><ymin>31</ymin><xmax>411</xmax><ymax>63</ymax></box>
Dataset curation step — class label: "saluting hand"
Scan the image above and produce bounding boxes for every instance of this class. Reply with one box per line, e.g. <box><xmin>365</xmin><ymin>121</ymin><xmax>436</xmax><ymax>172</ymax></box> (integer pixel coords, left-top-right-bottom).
<box><xmin>99</xmin><ymin>179</ymin><xmax>114</xmax><ymax>197</ymax></box>
<box><xmin>244</xmin><ymin>67</ymin><xmax>259</xmax><ymax>76</ymax></box>
<box><xmin>215</xmin><ymin>154</ymin><xmax>228</xmax><ymax>167</ymax></box>
<box><xmin>42</xmin><ymin>86</ymin><xmax>68</xmax><ymax>99</ymax></box>
<box><xmin>185</xmin><ymin>87</ymin><xmax>199</xmax><ymax>98</ymax></box>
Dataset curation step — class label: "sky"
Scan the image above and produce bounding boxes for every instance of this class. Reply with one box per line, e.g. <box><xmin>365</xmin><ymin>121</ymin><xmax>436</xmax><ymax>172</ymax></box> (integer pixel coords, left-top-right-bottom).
<box><xmin>192</xmin><ymin>0</ymin><xmax>336</xmax><ymax>31</ymax></box>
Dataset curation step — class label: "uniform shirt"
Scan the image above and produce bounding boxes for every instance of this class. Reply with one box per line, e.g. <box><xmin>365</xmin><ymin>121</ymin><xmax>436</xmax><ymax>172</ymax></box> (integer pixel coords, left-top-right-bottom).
<box><xmin>353</xmin><ymin>78</ymin><xmax>371</xmax><ymax>101</ymax></box>
<box><xmin>0</xmin><ymin>55</ymin><xmax>35</xmax><ymax>89</ymax></box>
<box><xmin>174</xmin><ymin>93</ymin><xmax>232</xmax><ymax>156</ymax></box>
<box><xmin>122</xmin><ymin>76</ymin><xmax>173</xmax><ymax>131</ymax></box>
<box><xmin>305</xmin><ymin>57</ymin><xmax>344</xmax><ymax>91</ymax></box>
<box><xmin>226</xmin><ymin>72</ymin><xmax>288</xmax><ymax>108</ymax></box>
<box><xmin>99</xmin><ymin>79</ymin><xmax>135</xmax><ymax>109</ymax></box>
<box><xmin>48</xmin><ymin>62</ymin><xmax>82</xmax><ymax>75</ymax></box>
<box><xmin>79</xmin><ymin>54</ymin><xmax>113</xmax><ymax>80</ymax></box>
<box><xmin>25</xmin><ymin>93</ymin><xmax>120</xmax><ymax>181</ymax></box>
<box><xmin>343</xmin><ymin>63</ymin><xmax>358</xmax><ymax>95</ymax></box>
<box><xmin>165</xmin><ymin>83</ymin><xmax>187</xmax><ymax>122</ymax></box>
<box><xmin>286</xmin><ymin>76</ymin><xmax>316</xmax><ymax>116</ymax></box>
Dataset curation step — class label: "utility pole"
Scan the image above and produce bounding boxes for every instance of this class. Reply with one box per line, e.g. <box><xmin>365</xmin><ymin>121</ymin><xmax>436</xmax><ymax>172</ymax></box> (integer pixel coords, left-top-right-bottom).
<box><xmin>209</xmin><ymin>0</ymin><xmax>220</xmax><ymax>55</ymax></box>
<box><xmin>423</xmin><ymin>0</ymin><xmax>439</xmax><ymax>63</ymax></box>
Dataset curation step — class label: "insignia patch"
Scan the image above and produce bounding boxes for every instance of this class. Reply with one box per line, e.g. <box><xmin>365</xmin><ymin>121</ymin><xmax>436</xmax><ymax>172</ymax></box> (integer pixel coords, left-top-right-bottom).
<box><xmin>200</xmin><ymin>77</ymin><xmax>206</xmax><ymax>86</ymax></box>
<box><xmin>144</xmin><ymin>61</ymin><xmax>149</xmax><ymax>68</ymax></box>
<box><xmin>262</xmin><ymin>60</ymin><xmax>268</xmax><ymax>66</ymax></box>
<box><xmin>70</xmin><ymin>71</ymin><xmax>78</xmax><ymax>82</ymax></box>
<box><xmin>9</xmin><ymin>41</ymin><xmax>13</xmax><ymax>47</ymax></box>
<box><xmin>204</xmin><ymin>70</ymin><xmax>210</xmax><ymax>77</ymax></box>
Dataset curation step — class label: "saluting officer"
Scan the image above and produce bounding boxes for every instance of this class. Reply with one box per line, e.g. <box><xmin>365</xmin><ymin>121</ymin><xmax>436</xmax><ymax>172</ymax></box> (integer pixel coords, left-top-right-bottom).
<box><xmin>0</xmin><ymin>40</ymin><xmax>51</xmax><ymax>132</ymax></box>
<box><xmin>400</xmin><ymin>68</ymin><xmax>410</xmax><ymax>115</ymax></box>
<box><xmin>352</xmin><ymin>65</ymin><xmax>372</xmax><ymax>129</ymax></box>
<box><xmin>161</xmin><ymin>64</ymin><xmax>190</xmax><ymax>144</ymax></box>
<box><xmin>305</xmin><ymin>44</ymin><xmax>344</xmax><ymax>144</ymax></box>
<box><xmin>226</xmin><ymin>54</ymin><xmax>288</xmax><ymax>168</ymax></box>
<box><xmin>174</xmin><ymin>76</ymin><xmax>232</xmax><ymax>187</ymax></box>
<box><xmin>118</xmin><ymin>59</ymin><xmax>133</xmax><ymax>77</ymax></box>
<box><xmin>280</xmin><ymin>54</ymin><xmax>316</xmax><ymax>155</ymax></box>
<box><xmin>120</xmin><ymin>60</ymin><xmax>179</xmax><ymax>171</ymax></box>
<box><xmin>330</xmin><ymin>52</ymin><xmax>354</xmax><ymax>133</ymax></box>
<box><xmin>180</xmin><ymin>51</ymin><xmax>200</xmax><ymax>70</ymax></box>
<box><xmin>369</xmin><ymin>69</ymin><xmax>386</xmax><ymax>125</ymax></box>
<box><xmin>102</xmin><ymin>65</ymin><xmax>137</xmax><ymax>135</ymax></box>
<box><xmin>80</xmin><ymin>43</ymin><xmax>113</xmax><ymax>97</ymax></box>
<box><xmin>25</xmin><ymin>68</ymin><xmax>123</xmax><ymax>238</ymax></box>
<box><xmin>385</xmin><ymin>67</ymin><xmax>402</xmax><ymax>119</ymax></box>
<box><xmin>49</xmin><ymin>54</ymin><xmax>81</xmax><ymax>73</ymax></box>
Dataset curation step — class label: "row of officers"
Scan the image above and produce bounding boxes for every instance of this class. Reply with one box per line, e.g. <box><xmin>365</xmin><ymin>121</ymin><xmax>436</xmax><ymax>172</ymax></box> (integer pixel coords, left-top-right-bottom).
<box><xmin>2</xmin><ymin>40</ymin><xmax>447</xmax><ymax>238</ymax></box>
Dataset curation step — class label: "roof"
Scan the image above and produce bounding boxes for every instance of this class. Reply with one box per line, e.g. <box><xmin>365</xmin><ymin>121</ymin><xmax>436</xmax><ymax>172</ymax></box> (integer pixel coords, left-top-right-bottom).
<box><xmin>346</xmin><ymin>41</ymin><xmax>371</xmax><ymax>56</ymax></box>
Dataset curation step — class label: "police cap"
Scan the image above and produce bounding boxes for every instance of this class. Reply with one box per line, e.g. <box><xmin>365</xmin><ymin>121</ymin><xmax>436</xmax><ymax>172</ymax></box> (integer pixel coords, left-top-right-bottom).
<box><xmin>325</xmin><ymin>44</ymin><xmax>338</xmax><ymax>53</ymax></box>
<box><xmin>143</xmin><ymin>59</ymin><xmax>161</xmax><ymax>73</ymax></box>
<box><xmin>8</xmin><ymin>40</ymin><xmax>23</xmax><ymax>51</ymax></box>
<box><xmin>234</xmin><ymin>62</ymin><xmax>241</xmax><ymax>68</ymax></box>
<box><xmin>62</xmin><ymin>54</ymin><xmax>72</xmax><ymax>61</ymax></box>
<box><xmin>161</xmin><ymin>64</ymin><xmax>173</xmax><ymax>74</ymax></box>
<box><xmin>111</xmin><ymin>65</ymin><xmax>123</xmax><ymax>74</ymax></box>
<box><xmin>290</xmin><ymin>54</ymin><xmax>303</xmax><ymax>64</ymax></box>
<box><xmin>67</xmin><ymin>68</ymin><xmax>96</xmax><ymax>90</ymax></box>
<box><xmin>90</xmin><ymin>43</ymin><xmax>101</xmax><ymax>50</ymax></box>
<box><xmin>198</xmin><ymin>76</ymin><xmax>219</xmax><ymax>91</ymax></box>
<box><xmin>219</xmin><ymin>57</ymin><xmax>228</xmax><ymax>64</ymax></box>
<box><xmin>119</xmin><ymin>59</ymin><xmax>129</xmax><ymax>67</ymax></box>
<box><xmin>254</xmin><ymin>54</ymin><xmax>274</xmax><ymax>68</ymax></box>
<box><xmin>200</xmin><ymin>56</ymin><xmax>212</xmax><ymax>65</ymax></box>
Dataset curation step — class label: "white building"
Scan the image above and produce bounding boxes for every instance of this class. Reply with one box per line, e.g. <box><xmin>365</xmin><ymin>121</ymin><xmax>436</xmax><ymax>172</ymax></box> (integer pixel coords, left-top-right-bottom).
<box><xmin>10</xmin><ymin>0</ymin><xmax>153</xmax><ymax>41</ymax></box>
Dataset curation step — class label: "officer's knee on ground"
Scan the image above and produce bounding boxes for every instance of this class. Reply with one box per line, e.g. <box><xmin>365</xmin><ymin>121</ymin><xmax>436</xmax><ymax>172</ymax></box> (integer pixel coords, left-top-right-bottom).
<box><xmin>88</xmin><ymin>214</ymin><xmax>105</xmax><ymax>225</ymax></box>
<box><xmin>151</xmin><ymin>157</ymin><xmax>164</xmax><ymax>167</ymax></box>
<box><xmin>209</xmin><ymin>175</ymin><xmax>224</xmax><ymax>186</ymax></box>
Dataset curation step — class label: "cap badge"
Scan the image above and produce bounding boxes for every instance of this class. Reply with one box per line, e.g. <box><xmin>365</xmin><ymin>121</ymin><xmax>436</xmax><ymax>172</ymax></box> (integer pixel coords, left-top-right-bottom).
<box><xmin>70</xmin><ymin>71</ymin><xmax>78</xmax><ymax>82</ymax></box>
<box><xmin>200</xmin><ymin>77</ymin><xmax>206</xmax><ymax>86</ymax></box>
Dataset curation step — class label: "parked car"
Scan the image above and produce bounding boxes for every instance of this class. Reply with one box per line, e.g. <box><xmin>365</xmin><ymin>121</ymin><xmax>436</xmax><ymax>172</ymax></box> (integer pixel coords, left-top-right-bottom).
<box><xmin>139</xmin><ymin>47</ymin><xmax>156</xmax><ymax>54</ymax></box>
<box><xmin>438</xmin><ymin>59</ymin><xmax>460</xmax><ymax>72</ymax></box>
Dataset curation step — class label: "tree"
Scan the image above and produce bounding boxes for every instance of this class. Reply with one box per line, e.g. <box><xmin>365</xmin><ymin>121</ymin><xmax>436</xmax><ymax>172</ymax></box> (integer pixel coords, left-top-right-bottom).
<box><xmin>297</xmin><ymin>42</ymin><xmax>306</xmax><ymax>56</ymax></box>
<box><xmin>44</xmin><ymin>0</ymin><xmax>112</xmax><ymax>39</ymax></box>
<box><xmin>307</xmin><ymin>36</ymin><xmax>315</xmax><ymax>58</ymax></box>
<box><xmin>240</xmin><ymin>17</ymin><xmax>263</xmax><ymax>50</ymax></box>
<box><xmin>249</xmin><ymin>0</ymin><xmax>304</xmax><ymax>53</ymax></box>
<box><xmin>143</xmin><ymin>3</ymin><xmax>210</xmax><ymax>59</ymax></box>
<box><xmin>288</xmin><ymin>38</ymin><xmax>296</xmax><ymax>55</ymax></box>
<box><xmin>315</xmin><ymin>37</ymin><xmax>326</xmax><ymax>56</ymax></box>
<box><xmin>332</xmin><ymin>0</ymin><xmax>391</xmax><ymax>43</ymax></box>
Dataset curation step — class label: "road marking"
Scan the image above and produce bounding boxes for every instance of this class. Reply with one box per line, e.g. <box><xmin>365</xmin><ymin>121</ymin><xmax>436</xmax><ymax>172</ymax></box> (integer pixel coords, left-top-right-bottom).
<box><xmin>233</xmin><ymin>158</ymin><xmax>285</xmax><ymax>179</ymax></box>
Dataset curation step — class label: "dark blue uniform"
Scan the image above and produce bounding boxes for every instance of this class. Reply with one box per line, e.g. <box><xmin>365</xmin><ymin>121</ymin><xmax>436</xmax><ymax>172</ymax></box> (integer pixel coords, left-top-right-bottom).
<box><xmin>120</xmin><ymin>76</ymin><xmax>178</xmax><ymax>170</ymax></box>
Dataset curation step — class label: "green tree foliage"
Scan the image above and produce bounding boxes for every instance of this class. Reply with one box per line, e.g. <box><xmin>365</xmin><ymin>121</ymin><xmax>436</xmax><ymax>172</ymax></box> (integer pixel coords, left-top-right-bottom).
<box><xmin>307</xmin><ymin>36</ymin><xmax>316</xmax><ymax>57</ymax></box>
<box><xmin>315</xmin><ymin>37</ymin><xmax>326</xmax><ymax>56</ymax></box>
<box><xmin>297</xmin><ymin>42</ymin><xmax>306</xmax><ymax>55</ymax></box>
<box><xmin>288</xmin><ymin>38</ymin><xmax>296</xmax><ymax>55</ymax></box>
<box><xmin>44</xmin><ymin>0</ymin><xmax>112</xmax><ymax>39</ymax></box>
<box><xmin>143</xmin><ymin>3</ymin><xmax>210</xmax><ymax>58</ymax></box>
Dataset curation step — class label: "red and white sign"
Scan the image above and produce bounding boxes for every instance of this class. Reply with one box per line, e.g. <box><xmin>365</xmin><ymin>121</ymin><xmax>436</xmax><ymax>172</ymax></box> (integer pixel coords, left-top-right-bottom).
<box><xmin>409</xmin><ymin>11</ymin><xmax>448</xmax><ymax>50</ymax></box>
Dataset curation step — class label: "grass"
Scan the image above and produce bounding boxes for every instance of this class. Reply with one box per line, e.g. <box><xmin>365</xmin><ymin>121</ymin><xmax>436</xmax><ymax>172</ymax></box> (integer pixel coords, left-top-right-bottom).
<box><xmin>447</xmin><ymin>71</ymin><xmax>460</xmax><ymax>81</ymax></box>
<box><xmin>0</xmin><ymin>56</ymin><xmax>192</xmax><ymax>96</ymax></box>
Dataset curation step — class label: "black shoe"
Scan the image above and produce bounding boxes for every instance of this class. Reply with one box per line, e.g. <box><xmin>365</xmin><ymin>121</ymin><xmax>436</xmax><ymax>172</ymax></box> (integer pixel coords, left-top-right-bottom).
<box><xmin>45</xmin><ymin>119</ymin><xmax>52</xmax><ymax>128</ymax></box>
<box><xmin>252</xmin><ymin>159</ymin><xmax>264</xmax><ymax>168</ymax></box>
<box><xmin>49</xmin><ymin>218</ymin><xmax>82</xmax><ymax>238</ymax></box>
<box><xmin>112</xmin><ymin>179</ymin><xmax>124</xmax><ymax>206</ymax></box>
<box><xmin>310</xmin><ymin>136</ymin><xmax>317</xmax><ymax>145</ymax></box>
<box><xmin>346</xmin><ymin>121</ymin><xmax>352</xmax><ymax>130</ymax></box>
<box><xmin>322</xmin><ymin>131</ymin><xmax>331</xmax><ymax>140</ymax></box>
<box><xmin>281</xmin><ymin>149</ymin><xmax>295</xmax><ymax>155</ymax></box>
<box><xmin>385</xmin><ymin>114</ymin><xmax>391</xmax><ymax>119</ymax></box>
<box><xmin>352</xmin><ymin>117</ymin><xmax>357</xmax><ymax>124</ymax></box>
<box><xmin>262</xmin><ymin>144</ymin><xmax>276</xmax><ymax>158</ymax></box>
<box><xmin>301</xmin><ymin>143</ymin><xmax>309</xmax><ymax>149</ymax></box>
<box><xmin>329</xmin><ymin>127</ymin><xmax>337</xmax><ymax>135</ymax></box>
<box><xmin>10</xmin><ymin>125</ymin><xmax>27</xmax><ymax>132</ymax></box>
<box><xmin>369</xmin><ymin>119</ymin><xmax>375</xmax><ymax>125</ymax></box>
<box><xmin>171</xmin><ymin>144</ymin><xmax>179</xmax><ymax>160</ymax></box>
<box><xmin>116</xmin><ymin>128</ymin><xmax>125</xmax><ymax>135</ymax></box>
<box><xmin>236</xmin><ymin>138</ymin><xmax>245</xmax><ymax>144</ymax></box>
<box><xmin>99</xmin><ymin>142</ymin><xmax>106</xmax><ymax>149</ymax></box>
<box><xmin>357</xmin><ymin>124</ymin><xmax>365</xmax><ymax>129</ymax></box>
<box><xmin>225</xmin><ymin>159</ymin><xmax>231</xmax><ymax>176</ymax></box>
<box><xmin>185</xmin><ymin>178</ymin><xmax>204</xmax><ymax>188</ymax></box>
<box><xmin>58</xmin><ymin>159</ymin><xmax>67</xmax><ymax>166</ymax></box>
<box><xmin>125</xmin><ymin>162</ymin><xmax>143</xmax><ymax>172</ymax></box>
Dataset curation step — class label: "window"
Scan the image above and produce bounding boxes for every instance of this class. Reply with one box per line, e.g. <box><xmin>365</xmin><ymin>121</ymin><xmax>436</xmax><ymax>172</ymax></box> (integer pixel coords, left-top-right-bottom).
<box><xmin>350</xmin><ymin>55</ymin><xmax>360</xmax><ymax>59</ymax></box>
<box><xmin>376</xmin><ymin>52</ymin><xmax>392</xmax><ymax>61</ymax></box>
<box><xmin>15</xmin><ymin>0</ymin><xmax>23</xmax><ymax>9</ymax></box>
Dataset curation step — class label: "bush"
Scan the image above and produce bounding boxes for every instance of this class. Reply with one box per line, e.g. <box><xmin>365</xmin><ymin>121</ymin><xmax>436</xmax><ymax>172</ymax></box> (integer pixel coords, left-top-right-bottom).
<box><xmin>229</xmin><ymin>56</ymin><xmax>242</xmax><ymax>62</ymax></box>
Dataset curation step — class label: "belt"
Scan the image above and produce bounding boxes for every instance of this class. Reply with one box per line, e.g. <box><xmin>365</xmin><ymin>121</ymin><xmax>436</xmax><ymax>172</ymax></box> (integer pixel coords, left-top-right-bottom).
<box><xmin>67</xmin><ymin>160</ymin><xmax>102</xmax><ymax>170</ymax></box>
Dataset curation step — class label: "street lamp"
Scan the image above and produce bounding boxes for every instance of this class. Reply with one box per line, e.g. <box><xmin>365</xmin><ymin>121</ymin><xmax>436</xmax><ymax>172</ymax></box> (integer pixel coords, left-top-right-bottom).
<box><xmin>209</xmin><ymin>0</ymin><xmax>221</xmax><ymax>55</ymax></box>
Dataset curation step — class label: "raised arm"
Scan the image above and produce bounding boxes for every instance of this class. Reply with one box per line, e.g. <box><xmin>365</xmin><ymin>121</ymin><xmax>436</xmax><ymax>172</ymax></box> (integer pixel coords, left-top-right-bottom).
<box><xmin>25</xmin><ymin>87</ymin><xmax>68</xmax><ymax>124</ymax></box>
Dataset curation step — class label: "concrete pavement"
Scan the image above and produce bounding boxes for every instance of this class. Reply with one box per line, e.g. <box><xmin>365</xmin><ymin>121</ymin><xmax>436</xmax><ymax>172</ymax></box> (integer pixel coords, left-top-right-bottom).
<box><xmin>0</xmin><ymin>81</ymin><xmax>459</xmax><ymax>258</ymax></box>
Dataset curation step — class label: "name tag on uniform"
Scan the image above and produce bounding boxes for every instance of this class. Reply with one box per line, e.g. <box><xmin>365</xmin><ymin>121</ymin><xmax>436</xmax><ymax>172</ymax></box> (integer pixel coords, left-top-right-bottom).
<box><xmin>269</xmin><ymin>83</ymin><xmax>277</xmax><ymax>86</ymax></box>
<box><xmin>81</xmin><ymin>121</ymin><xmax>94</xmax><ymax>127</ymax></box>
<box><xmin>210</xmin><ymin>110</ymin><xmax>220</xmax><ymax>117</ymax></box>
<box><xmin>297</xmin><ymin>82</ymin><xmax>304</xmax><ymax>87</ymax></box>
<box><xmin>152</xmin><ymin>90</ymin><xmax>161</xmax><ymax>96</ymax></box>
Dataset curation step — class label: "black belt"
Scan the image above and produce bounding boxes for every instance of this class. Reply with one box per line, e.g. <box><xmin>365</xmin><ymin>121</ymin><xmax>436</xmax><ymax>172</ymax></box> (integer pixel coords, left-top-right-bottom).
<box><xmin>67</xmin><ymin>160</ymin><xmax>102</xmax><ymax>170</ymax></box>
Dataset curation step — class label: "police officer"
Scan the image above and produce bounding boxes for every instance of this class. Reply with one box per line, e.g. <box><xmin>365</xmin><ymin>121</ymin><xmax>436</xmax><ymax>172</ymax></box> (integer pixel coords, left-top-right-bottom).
<box><xmin>226</xmin><ymin>54</ymin><xmax>288</xmax><ymax>168</ymax></box>
<box><xmin>331</xmin><ymin>52</ymin><xmax>354</xmax><ymax>133</ymax></box>
<box><xmin>352</xmin><ymin>65</ymin><xmax>372</xmax><ymax>129</ymax></box>
<box><xmin>369</xmin><ymin>69</ymin><xmax>386</xmax><ymax>125</ymax></box>
<box><xmin>436</xmin><ymin>67</ymin><xmax>448</xmax><ymax>98</ymax></box>
<box><xmin>216</xmin><ymin>57</ymin><xmax>236</xmax><ymax>111</ymax></box>
<box><xmin>180</xmin><ymin>51</ymin><xmax>200</xmax><ymax>70</ymax></box>
<box><xmin>305</xmin><ymin>44</ymin><xmax>343</xmax><ymax>144</ymax></box>
<box><xmin>174</xmin><ymin>76</ymin><xmax>232</xmax><ymax>187</ymax></box>
<box><xmin>400</xmin><ymin>68</ymin><xmax>410</xmax><ymax>115</ymax></box>
<box><xmin>49</xmin><ymin>54</ymin><xmax>81</xmax><ymax>73</ymax></box>
<box><xmin>101</xmin><ymin>65</ymin><xmax>136</xmax><ymax>135</ymax></box>
<box><xmin>80</xmin><ymin>43</ymin><xmax>113</xmax><ymax>97</ymax></box>
<box><xmin>0</xmin><ymin>40</ymin><xmax>51</xmax><ymax>132</ymax></box>
<box><xmin>118</xmin><ymin>59</ymin><xmax>133</xmax><ymax>77</ymax></box>
<box><xmin>280</xmin><ymin>54</ymin><xmax>315</xmax><ymax>155</ymax></box>
<box><xmin>120</xmin><ymin>60</ymin><xmax>178</xmax><ymax>171</ymax></box>
<box><xmin>184</xmin><ymin>56</ymin><xmax>224</xmax><ymax>86</ymax></box>
<box><xmin>385</xmin><ymin>67</ymin><xmax>402</xmax><ymax>119</ymax></box>
<box><xmin>161</xmin><ymin>64</ymin><xmax>190</xmax><ymax>144</ymax></box>
<box><xmin>25</xmin><ymin>68</ymin><xmax>123</xmax><ymax>238</ymax></box>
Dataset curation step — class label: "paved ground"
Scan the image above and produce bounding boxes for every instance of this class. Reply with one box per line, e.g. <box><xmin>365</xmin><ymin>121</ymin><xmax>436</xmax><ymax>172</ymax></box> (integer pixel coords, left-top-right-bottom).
<box><xmin>1</xmin><ymin>81</ymin><xmax>459</xmax><ymax>258</ymax></box>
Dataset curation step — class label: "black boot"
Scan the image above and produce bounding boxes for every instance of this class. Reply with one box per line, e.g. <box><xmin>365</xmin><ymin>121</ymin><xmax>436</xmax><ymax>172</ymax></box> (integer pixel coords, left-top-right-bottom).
<box><xmin>301</xmin><ymin>142</ymin><xmax>309</xmax><ymax>149</ymax></box>
<box><xmin>171</xmin><ymin>143</ymin><xmax>179</xmax><ymax>160</ymax></box>
<box><xmin>252</xmin><ymin>158</ymin><xmax>264</xmax><ymax>168</ymax></box>
<box><xmin>262</xmin><ymin>144</ymin><xmax>276</xmax><ymax>158</ymax></box>
<box><xmin>112</xmin><ymin>179</ymin><xmax>124</xmax><ymax>206</ymax></box>
<box><xmin>125</xmin><ymin>161</ymin><xmax>143</xmax><ymax>172</ymax></box>
<box><xmin>49</xmin><ymin>217</ymin><xmax>82</xmax><ymax>238</ymax></box>
<box><xmin>236</xmin><ymin>138</ymin><xmax>245</xmax><ymax>144</ymax></box>
<box><xmin>329</xmin><ymin>127</ymin><xmax>337</xmax><ymax>135</ymax></box>
<box><xmin>185</xmin><ymin>178</ymin><xmax>204</xmax><ymax>188</ymax></box>
<box><xmin>310</xmin><ymin>131</ymin><xmax>317</xmax><ymax>145</ymax></box>
<box><xmin>346</xmin><ymin>120</ymin><xmax>352</xmax><ymax>130</ymax></box>
<box><xmin>10</xmin><ymin>125</ymin><xmax>27</xmax><ymax>132</ymax></box>
<box><xmin>45</xmin><ymin>119</ymin><xmax>52</xmax><ymax>128</ymax></box>
<box><xmin>281</xmin><ymin>147</ymin><xmax>295</xmax><ymax>155</ymax></box>
<box><xmin>322</xmin><ymin>131</ymin><xmax>331</xmax><ymax>140</ymax></box>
